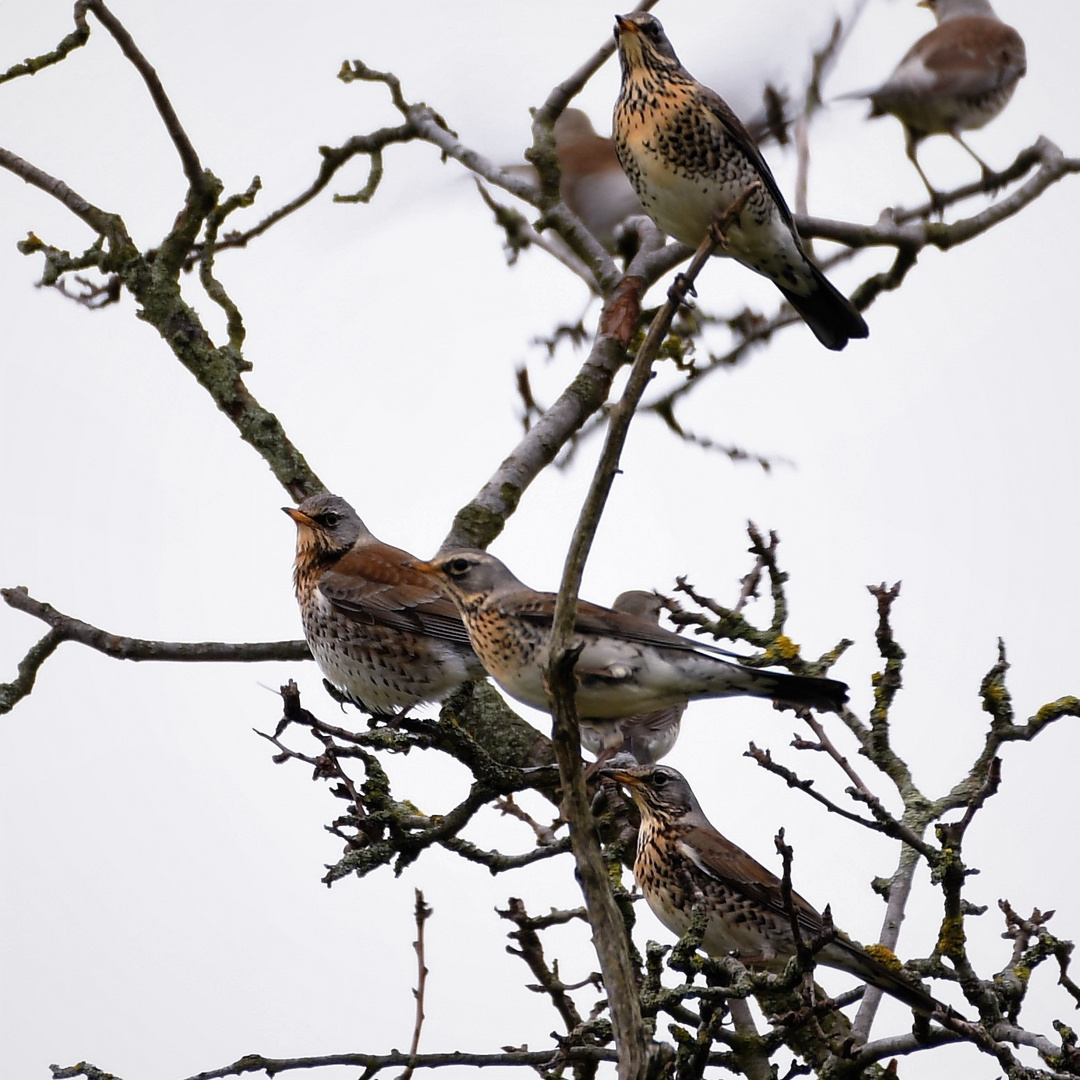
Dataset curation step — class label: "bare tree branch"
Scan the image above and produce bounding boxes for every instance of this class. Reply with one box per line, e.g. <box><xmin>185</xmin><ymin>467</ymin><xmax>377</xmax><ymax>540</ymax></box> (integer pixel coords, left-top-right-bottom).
<box><xmin>0</xmin><ymin>1</ymin><xmax>89</xmax><ymax>85</ymax></box>
<box><xmin>0</xmin><ymin>586</ymin><xmax>308</xmax><ymax>714</ymax></box>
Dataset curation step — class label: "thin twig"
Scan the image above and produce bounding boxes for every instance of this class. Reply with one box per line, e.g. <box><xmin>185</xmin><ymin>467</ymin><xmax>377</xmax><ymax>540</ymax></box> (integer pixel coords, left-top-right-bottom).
<box><xmin>85</xmin><ymin>0</ymin><xmax>204</xmax><ymax>189</ymax></box>
<box><xmin>397</xmin><ymin>890</ymin><xmax>433</xmax><ymax>1080</ymax></box>
<box><xmin>795</xmin><ymin>713</ymin><xmax>876</xmax><ymax>799</ymax></box>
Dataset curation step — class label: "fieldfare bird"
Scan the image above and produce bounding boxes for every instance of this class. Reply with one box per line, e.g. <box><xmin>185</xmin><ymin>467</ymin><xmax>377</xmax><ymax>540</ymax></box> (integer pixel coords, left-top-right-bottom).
<box><xmin>543</xmin><ymin>108</ymin><xmax>645</xmax><ymax>254</ymax></box>
<box><xmin>580</xmin><ymin>591</ymin><xmax>688</xmax><ymax>765</ymax></box>
<box><xmin>602</xmin><ymin>763</ymin><xmax>941</xmax><ymax>1015</ymax></box>
<box><xmin>612</xmin><ymin>13</ymin><xmax>868</xmax><ymax>352</ymax></box>
<box><xmin>847</xmin><ymin>0</ymin><xmax>1026</xmax><ymax>206</ymax></box>
<box><xmin>411</xmin><ymin>549</ymin><xmax>848</xmax><ymax>722</ymax></box>
<box><xmin>284</xmin><ymin>494</ymin><xmax>485</xmax><ymax>715</ymax></box>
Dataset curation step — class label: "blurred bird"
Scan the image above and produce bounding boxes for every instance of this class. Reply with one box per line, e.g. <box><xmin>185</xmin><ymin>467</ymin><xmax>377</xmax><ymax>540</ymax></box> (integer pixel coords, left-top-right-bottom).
<box><xmin>580</xmin><ymin>591</ymin><xmax>688</xmax><ymax>765</ymax></box>
<box><xmin>612</xmin><ymin>12</ymin><xmax>868</xmax><ymax>351</ymax></box>
<box><xmin>284</xmin><ymin>494</ymin><xmax>484</xmax><ymax>715</ymax></box>
<box><xmin>602</xmin><ymin>763</ymin><xmax>942</xmax><ymax>1015</ymax></box>
<box><xmin>545</xmin><ymin>108</ymin><xmax>646</xmax><ymax>253</ymax></box>
<box><xmin>844</xmin><ymin>0</ymin><xmax>1026</xmax><ymax>206</ymax></box>
<box><xmin>411</xmin><ymin>549</ymin><xmax>848</xmax><ymax>721</ymax></box>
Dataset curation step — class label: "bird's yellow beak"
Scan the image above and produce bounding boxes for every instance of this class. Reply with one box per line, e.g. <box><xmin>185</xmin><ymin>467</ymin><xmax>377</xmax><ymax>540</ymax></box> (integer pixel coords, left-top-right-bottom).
<box><xmin>916</xmin><ymin>0</ymin><xmax>933</xmax><ymax>9</ymax></box>
<box><xmin>614</xmin><ymin>14</ymin><xmax>640</xmax><ymax>35</ymax></box>
<box><xmin>406</xmin><ymin>558</ymin><xmax>438</xmax><ymax>575</ymax></box>
<box><xmin>282</xmin><ymin>506</ymin><xmax>316</xmax><ymax>527</ymax></box>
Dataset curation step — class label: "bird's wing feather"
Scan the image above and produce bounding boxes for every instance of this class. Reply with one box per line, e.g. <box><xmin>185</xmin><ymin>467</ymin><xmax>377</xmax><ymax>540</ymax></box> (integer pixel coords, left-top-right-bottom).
<box><xmin>919</xmin><ymin>21</ymin><xmax>1026</xmax><ymax>97</ymax></box>
<box><xmin>678</xmin><ymin>824</ymin><xmax>826</xmax><ymax>938</ymax></box>
<box><xmin>512</xmin><ymin>593</ymin><xmax>748</xmax><ymax>660</ymax></box>
<box><xmin>678</xmin><ymin>824</ymin><xmax>938</xmax><ymax>1012</ymax></box>
<box><xmin>695</xmin><ymin>85</ymin><xmax>797</xmax><ymax>231</ymax></box>
<box><xmin>320</xmin><ymin>547</ymin><xmax>474</xmax><ymax>645</ymax></box>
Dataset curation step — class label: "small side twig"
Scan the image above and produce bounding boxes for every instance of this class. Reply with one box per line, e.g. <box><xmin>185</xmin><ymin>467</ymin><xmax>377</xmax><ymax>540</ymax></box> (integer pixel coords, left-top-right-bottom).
<box><xmin>792</xmin><ymin>713</ymin><xmax>875</xmax><ymax>800</ymax></box>
<box><xmin>498</xmin><ymin>897</ymin><xmax>591</xmax><ymax>1034</ymax></box>
<box><xmin>397</xmin><ymin>890</ymin><xmax>433</xmax><ymax>1080</ymax></box>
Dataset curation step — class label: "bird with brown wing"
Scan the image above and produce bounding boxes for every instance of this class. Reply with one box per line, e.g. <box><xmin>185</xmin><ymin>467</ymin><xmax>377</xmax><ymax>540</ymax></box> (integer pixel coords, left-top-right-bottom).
<box><xmin>284</xmin><ymin>494</ymin><xmax>484</xmax><ymax>715</ymax></box>
<box><xmin>844</xmin><ymin>0</ymin><xmax>1026</xmax><ymax>207</ymax></box>
<box><xmin>602</xmin><ymin>763</ymin><xmax>946</xmax><ymax>1016</ymax></box>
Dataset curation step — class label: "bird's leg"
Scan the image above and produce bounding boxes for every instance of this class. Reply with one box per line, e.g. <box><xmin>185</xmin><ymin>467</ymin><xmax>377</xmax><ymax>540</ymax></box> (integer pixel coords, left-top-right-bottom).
<box><xmin>707</xmin><ymin>180</ymin><xmax>764</xmax><ymax>248</ymax></box>
<box><xmin>905</xmin><ymin>131</ymin><xmax>945</xmax><ymax>217</ymax></box>
<box><xmin>366</xmin><ymin>706</ymin><xmax>411</xmax><ymax>729</ymax></box>
<box><xmin>582</xmin><ymin>752</ymin><xmax>610</xmax><ymax>782</ymax></box>
<box><xmin>951</xmin><ymin>130</ymin><xmax>1002</xmax><ymax>191</ymax></box>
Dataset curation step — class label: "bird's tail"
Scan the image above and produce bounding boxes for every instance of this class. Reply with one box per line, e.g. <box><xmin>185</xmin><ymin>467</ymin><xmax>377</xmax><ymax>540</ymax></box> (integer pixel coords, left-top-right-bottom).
<box><xmin>748</xmin><ymin>667</ymin><xmax>849</xmax><ymax>712</ymax></box>
<box><xmin>825</xmin><ymin>938</ymin><xmax>949</xmax><ymax>1018</ymax></box>
<box><xmin>777</xmin><ymin>264</ymin><xmax>869</xmax><ymax>351</ymax></box>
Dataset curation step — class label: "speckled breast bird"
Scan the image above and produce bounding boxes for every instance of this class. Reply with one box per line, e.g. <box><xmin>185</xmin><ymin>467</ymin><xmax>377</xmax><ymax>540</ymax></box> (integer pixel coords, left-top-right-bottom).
<box><xmin>612</xmin><ymin>13</ymin><xmax>868</xmax><ymax>352</ymax></box>
<box><xmin>284</xmin><ymin>494</ymin><xmax>485</xmax><ymax>715</ymax></box>
<box><xmin>848</xmin><ymin>0</ymin><xmax>1025</xmax><ymax>205</ymax></box>
<box><xmin>411</xmin><ymin>549</ymin><xmax>848</xmax><ymax>721</ymax></box>
<box><xmin>579</xmin><ymin>591</ymin><xmax>688</xmax><ymax>765</ymax></box>
<box><xmin>602</xmin><ymin>763</ymin><xmax>940</xmax><ymax>1015</ymax></box>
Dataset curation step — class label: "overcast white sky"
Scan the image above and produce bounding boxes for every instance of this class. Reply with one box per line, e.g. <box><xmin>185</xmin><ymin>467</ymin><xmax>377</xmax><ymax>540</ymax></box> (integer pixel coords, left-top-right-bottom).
<box><xmin>2</xmin><ymin>2</ymin><xmax>1078</xmax><ymax>1078</ymax></box>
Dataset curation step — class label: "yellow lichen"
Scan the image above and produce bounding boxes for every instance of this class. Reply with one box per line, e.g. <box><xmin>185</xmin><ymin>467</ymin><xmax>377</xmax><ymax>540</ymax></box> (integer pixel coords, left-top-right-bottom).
<box><xmin>864</xmin><ymin>943</ymin><xmax>902</xmax><ymax>971</ymax></box>
<box><xmin>936</xmin><ymin>915</ymin><xmax>967</xmax><ymax>959</ymax></box>
<box><xmin>767</xmin><ymin>635</ymin><xmax>800</xmax><ymax>660</ymax></box>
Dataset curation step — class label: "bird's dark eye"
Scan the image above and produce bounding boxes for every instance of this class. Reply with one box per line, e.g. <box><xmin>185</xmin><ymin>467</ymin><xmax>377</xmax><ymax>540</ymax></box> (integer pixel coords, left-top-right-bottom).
<box><xmin>651</xmin><ymin>770</ymin><xmax>669</xmax><ymax>788</ymax></box>
<box><xmin>446</xmin><ymin>557</ymin><xmax>471</xmax><ymax>578</ymax></box>
<box><xmin>320</xmin><ymin>512</ymin><xmax>341</xmax><ymax>528</ymax></box>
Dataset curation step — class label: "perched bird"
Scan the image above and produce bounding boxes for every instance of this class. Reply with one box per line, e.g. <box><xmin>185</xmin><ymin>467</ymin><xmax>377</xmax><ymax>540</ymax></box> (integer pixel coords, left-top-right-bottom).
<box><xmin>411</xmin><ymin>549</ymin><xmax>848</xmax><ymax>722</ymax></box>
<box><xmin>846</xmin><ymin>0</ymin><xmax>1026</xmax><ymax>206</ymax></box>
<box><xmin>580</xmin><ymin>591</ymin><xmax>688</xmax><ymax>765</ymax></box>
<box><xmin>284</xmin><ymin>494</ymin><xmax>485</xmax><ymax>715</ymax></box>
<box><xmin>602</xmin><ymin>763</ymin><xmax>941</xmax><ymax>1015</ymax></box>
<box><xmin>542</xmin><ymin>108</ymin><xmax>645</xmax><ymax>253</ymax></box>
<box><xmin>612</xmin><ymin>12</ymin><xmax>868</xmax><ymax>352</ymax></box>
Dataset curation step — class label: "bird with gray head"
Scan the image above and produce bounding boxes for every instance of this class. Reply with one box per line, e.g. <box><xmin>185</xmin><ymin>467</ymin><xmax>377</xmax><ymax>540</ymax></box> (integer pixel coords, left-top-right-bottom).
<box><xmin>612</xmin><ymin>12</ymin><xmax>868</xmax><ymax>351</ymax></box>
<box><xmin>410</xmin><ymin>549</ymin><xmax>848</xmax><ymax>722</ymax></box>
<box><xmin>283</xmin><ymin>494</ymin><xmax>485</xmax><ymax>716</ymax></box>
<box><xmin>842</xmin><ymin>0</ymin><xmax>1026</xmax><ymax>207</ymax></box>
<box><xmin>602</xmin><ymin>763</ymin><xmax>947</xmax><ymax>1016</ymax></box>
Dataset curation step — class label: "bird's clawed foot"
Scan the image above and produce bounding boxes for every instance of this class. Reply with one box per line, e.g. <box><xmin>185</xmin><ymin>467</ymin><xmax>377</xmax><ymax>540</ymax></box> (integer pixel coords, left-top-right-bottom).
<box><xmin>322</xmin><ymin>678</ymin><xmax>357</xmax><ymax>712</ymax></box>
<box><xmin>920</xmin><ymin>185</ymin><xmax>947</xmax><ymax>219</ymax></box>
<box><xmin>979</xmin><ymin>163</ymin><xmax>1006</xmax><ymax>197</ymax></box>
<box><xmin>707</xmin><ymin>179</ymin><xmax>764</xmax><ymax>250</ymax></box>
<box><xmin>366</xmin><ymin>708</ymin><xmax>411</xmax><ymax>729</ymax></box>
<box><xmin>669</xmin><ymin>272</ymin><xmax>698</xmax><ymax>304</ymax></box>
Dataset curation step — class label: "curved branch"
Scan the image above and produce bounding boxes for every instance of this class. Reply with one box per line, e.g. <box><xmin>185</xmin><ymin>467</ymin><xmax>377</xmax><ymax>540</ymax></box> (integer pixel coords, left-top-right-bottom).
<box><xmin>85</xmin><ymin>0</ymin><xmax>204</xmax><ymax>190</ymax></box>
<box><xmin>0</xmin><ymin>148</ymin><xmax>131</xmax><ymax>250</ymax></box>
<box><xmin>800</xmin><ymin>138</ymin><xmax>1079</xmax><ymax>252</ymax></box>
<box><xmin>0</xmin><ymin>1</ymin><xmax>90</xmax><ymax>85</ymax></box>
<box><xmin>1</xmin><ymin>587</ymin><xmax>308</xmax><ymax>713</ymax></box>
<box><xmin>0</xmin><ymin>627</ymin><xmax>63</xmax><ymax>715</ymax></box>
<box><xmin>201</xmin><ymin>123</ymin><xmax>415</xmax><ymax>258</ymax></box>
